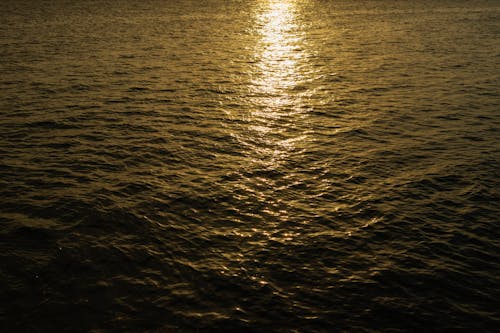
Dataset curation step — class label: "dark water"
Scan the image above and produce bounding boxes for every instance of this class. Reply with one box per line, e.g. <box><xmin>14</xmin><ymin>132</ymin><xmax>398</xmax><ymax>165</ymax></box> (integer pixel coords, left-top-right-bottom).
<box><xmin>1</xmin><ymin>0</ymin><xmax>499</xmax><ymax>331</ymax></box>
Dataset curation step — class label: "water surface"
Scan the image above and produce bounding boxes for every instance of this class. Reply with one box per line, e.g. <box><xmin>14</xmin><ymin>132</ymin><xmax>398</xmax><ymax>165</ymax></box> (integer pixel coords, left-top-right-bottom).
<box><xmin>1</xmin><ymin>0</ymin><xmax>499</xmax><ymax>331</ymax></box>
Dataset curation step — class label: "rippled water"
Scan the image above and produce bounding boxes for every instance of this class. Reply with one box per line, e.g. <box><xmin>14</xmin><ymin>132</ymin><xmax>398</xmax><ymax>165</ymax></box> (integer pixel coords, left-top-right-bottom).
<box><xmin>1</xmin><ymin>0</ymin><xmax>499</xmax><ymax>331</ymax></box>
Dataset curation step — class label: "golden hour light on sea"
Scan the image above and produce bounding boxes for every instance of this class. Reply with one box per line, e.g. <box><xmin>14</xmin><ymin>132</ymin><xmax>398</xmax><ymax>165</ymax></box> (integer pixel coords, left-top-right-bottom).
<box><xmin>254</xmin><ymin>0</ymin><xmax>304</xmax><ymax>97</ymax></box>
<box><xmin>229</xmin><ymin>0</ymin><xmax>311</xmax><ymax>236</ymax></box>
<box><xmin>242</xmin><ymin>0</ymin><xmax>309</xmax><ymax>175</ymax></box>
<box><xmin>2</xmin><ymin>0</ymin><xmax>499</xmax><ymax>330</ymax></box>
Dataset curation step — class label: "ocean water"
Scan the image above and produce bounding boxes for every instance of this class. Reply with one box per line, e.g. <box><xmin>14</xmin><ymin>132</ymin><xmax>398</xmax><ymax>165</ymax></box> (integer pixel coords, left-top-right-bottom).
<box><xmin>1</xmin><ymin>0</ymin><xmax>499</xmax><ymax>331</ymax></box>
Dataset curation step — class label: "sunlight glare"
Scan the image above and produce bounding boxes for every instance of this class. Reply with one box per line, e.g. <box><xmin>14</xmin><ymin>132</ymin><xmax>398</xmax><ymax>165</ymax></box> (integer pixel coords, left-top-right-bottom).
<box><xmin>254</xmin><ymin>0</ymin><xmax>304</xmax><ymax>96</ymax></box>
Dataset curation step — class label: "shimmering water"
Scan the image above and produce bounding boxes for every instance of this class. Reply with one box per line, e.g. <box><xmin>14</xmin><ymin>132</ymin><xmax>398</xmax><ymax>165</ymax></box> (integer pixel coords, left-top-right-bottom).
<box><xmin>1</xmin><ymin>0</ymin><xmax>499</xmax><ymax>331</ymax></box>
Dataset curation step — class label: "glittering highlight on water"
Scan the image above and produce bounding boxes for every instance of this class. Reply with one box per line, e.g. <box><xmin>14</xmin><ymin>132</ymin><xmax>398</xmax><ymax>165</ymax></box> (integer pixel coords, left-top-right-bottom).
<box><xmin>1</xmin><ymin>0</ymin><xmax>499</xmax><ymax>331</ymax></box>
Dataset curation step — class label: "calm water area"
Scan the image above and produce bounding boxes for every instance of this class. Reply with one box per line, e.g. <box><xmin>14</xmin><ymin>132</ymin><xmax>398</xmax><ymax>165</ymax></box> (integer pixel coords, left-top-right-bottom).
<box><xmin>1</xmin><ymin>0</ymin><xmax>499</xmax><ymax>331</ymax></box>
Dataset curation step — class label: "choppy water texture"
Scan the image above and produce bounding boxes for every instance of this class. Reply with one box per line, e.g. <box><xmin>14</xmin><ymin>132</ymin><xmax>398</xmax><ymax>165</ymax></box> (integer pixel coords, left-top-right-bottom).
<box><xmin>1</xmin><ymin>0</ymin><xmax>499</xmax><ymax>331</ymax></box>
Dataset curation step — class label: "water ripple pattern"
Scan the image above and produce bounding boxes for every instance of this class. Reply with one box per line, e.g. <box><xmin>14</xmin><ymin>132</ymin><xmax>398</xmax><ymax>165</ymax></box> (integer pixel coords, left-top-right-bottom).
<box><xmin>1</xmin><ymin>0</ymin><xmax>499</xmax><ymax>331</ymax></box>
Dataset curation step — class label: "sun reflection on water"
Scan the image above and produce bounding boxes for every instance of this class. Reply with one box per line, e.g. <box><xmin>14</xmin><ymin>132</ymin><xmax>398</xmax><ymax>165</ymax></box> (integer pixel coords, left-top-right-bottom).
<box><xmin>227</xmin><ymin>0</ymin><xmax>311</xmax><ymax>238</ymax></box>
<box><xmin>253</xmin><ymin>0</ymin><xmax>305</xmax><ymax>97</ymax></box>
<box><xmin>245</xmin><ymin>0</ymin><xmax>308</xmax><ymax>170</ymax></box>
<box><xmin>229</xmin><ymin>0</ymin><xmax>311</xmax><ymax>236</ymax></box>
